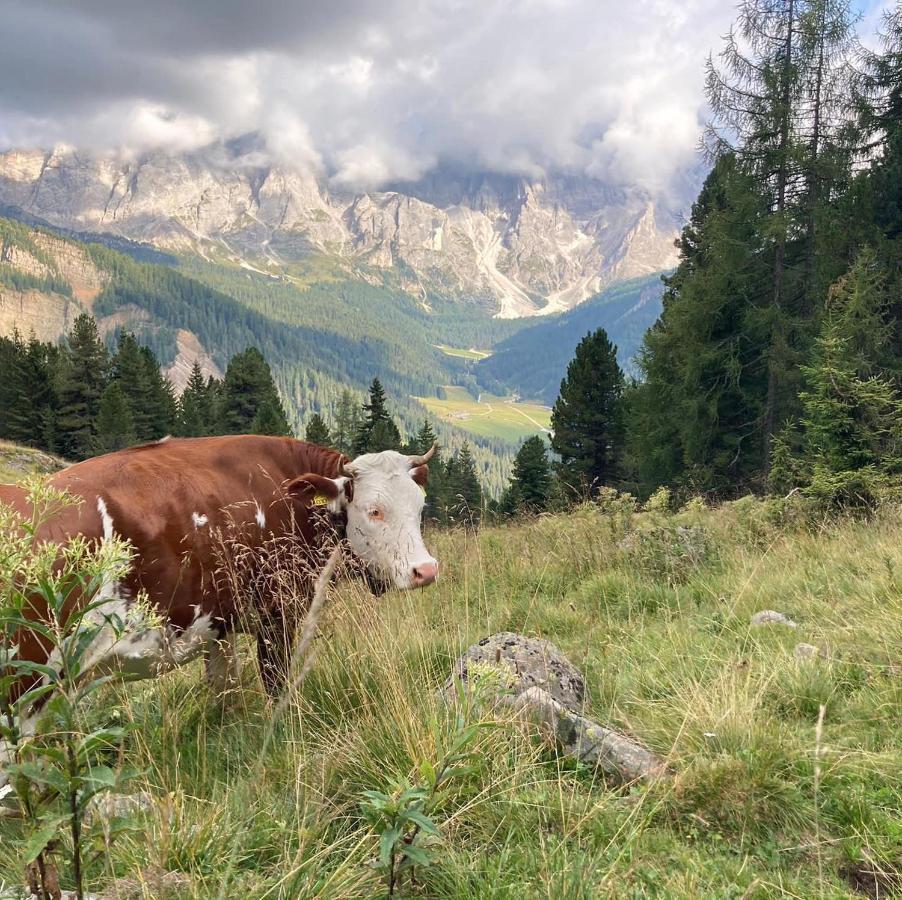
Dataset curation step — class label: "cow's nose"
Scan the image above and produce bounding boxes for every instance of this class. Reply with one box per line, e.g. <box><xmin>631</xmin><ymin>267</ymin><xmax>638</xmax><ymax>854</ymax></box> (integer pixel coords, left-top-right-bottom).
<box><xmin>411</xmin><ymin>561</ymin><xmax>438</xmax><ymax>587</ymax></box>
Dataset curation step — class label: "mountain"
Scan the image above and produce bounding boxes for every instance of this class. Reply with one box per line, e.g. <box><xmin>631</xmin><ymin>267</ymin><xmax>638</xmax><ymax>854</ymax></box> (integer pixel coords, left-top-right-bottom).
<box><xmin>476</xmin><ymin>275</ymin><xmax>665</xmax><ymax>404</ymax></box>
<box><xmin>0</xmin><ymin>140</ymin><xmax>680</xmax><ymax>318</ymax></box>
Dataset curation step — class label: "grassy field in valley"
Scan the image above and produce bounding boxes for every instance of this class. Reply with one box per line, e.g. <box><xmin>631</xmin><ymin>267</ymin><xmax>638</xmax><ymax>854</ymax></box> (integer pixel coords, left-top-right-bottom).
<box><xmin>2</xmin><ymin>486</ymin><xmax>900</xmax><ymax>898</ymax></box>
<box><xmin>434</xmin><ymin>345</ymin><xmax>493</xmax><ymax>361</ymax></box>
<box><xmin>414</xmin><ymin>385</ymin><xmax>552</xmax><ymax>443</ymax></box>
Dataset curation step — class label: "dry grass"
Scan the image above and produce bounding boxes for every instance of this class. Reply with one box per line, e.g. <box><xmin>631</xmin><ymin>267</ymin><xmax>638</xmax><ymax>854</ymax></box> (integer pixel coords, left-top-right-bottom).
<box><xmin>2</xmin><ymin>495</ymin><xmax>900</xmax><ymax>897</ymax></box>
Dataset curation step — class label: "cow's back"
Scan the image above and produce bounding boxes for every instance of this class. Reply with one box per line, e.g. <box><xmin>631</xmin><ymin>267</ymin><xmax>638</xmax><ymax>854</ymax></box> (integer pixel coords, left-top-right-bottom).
<box><xmin>38</xmin><ymin>435</ymin><xmax>340</xmax><ymax>626</ymax></box>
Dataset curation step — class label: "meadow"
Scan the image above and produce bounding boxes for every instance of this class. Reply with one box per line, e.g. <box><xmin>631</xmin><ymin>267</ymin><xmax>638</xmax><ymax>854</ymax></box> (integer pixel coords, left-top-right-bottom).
<box><xmin>2</xmin><ymin>487</ymin><xmax>900</xmax><ymax>898</ymax></box>
<box><xmin>414</xmin><ymin>386</ymin><xmax>552</xmax><ymax>443</ymax></box>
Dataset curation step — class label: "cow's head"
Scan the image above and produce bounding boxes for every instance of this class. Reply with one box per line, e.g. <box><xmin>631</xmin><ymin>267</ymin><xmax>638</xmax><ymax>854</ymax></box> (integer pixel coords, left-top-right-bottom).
<box><xmin>289</xmin><ymin>445</ymin><xmax>439</xmax><ymax>594</ymax></box>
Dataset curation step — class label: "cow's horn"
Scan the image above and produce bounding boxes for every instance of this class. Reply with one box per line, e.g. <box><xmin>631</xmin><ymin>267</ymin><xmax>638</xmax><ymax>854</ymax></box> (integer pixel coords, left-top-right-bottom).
<box><xmin>339</xmin><ymin>458</ymin><xmax>354</xmax><ymax>479</ymax></box>
<box><xmin>408</xmin><ymin>442</ymin><xmax>437</xmax><ymax>468</ymax></box>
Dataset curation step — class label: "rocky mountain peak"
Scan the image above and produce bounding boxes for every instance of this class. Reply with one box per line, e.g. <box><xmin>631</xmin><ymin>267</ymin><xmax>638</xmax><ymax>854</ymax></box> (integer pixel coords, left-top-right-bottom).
<box><xmin>0</xmin><ymin>141</ymin><xmax>681</xmax><ymax>317</ymax></box>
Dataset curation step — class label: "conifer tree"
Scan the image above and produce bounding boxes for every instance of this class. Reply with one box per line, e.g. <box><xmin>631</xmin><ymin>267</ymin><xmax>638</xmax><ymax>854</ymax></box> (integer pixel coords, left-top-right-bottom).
<box><xmin>219</xmin><ymin>347</ymin><xmax>291</xmax><ymax>436</ymax></box>
<box><xmin>94</xmin><ymin>382</ymin><xmax>136</xmax><ymax>454</ymax></box>
<box><xmin>109</xmin><ymin>332</ymin><xmax>175</xmax><ymax>441</ymax></box>
<box><xmin>305</xmin><ymin>413</ymin><xmax>333</xmax><ymax>447</ymax></box>
<box><xmin>447</xmin><ymin>442</ymin><xmax>483</xmax><ymax>527</ymax></box>
<box><xmin>772</xmin><ymin>250</ymin><xmax>902</xmax><ymax>506</ymax></box>
<box><xmin>4</xmin><ymin>334</ymin><xmax>58</xmax><ymax>450</ymax></box>
<box><xmin>410</xmin><ymin>418</ymin><xmax>444</xmax><ymax>522</ymax></box>
<box><xmin>56</xmin><ymin>314</ymin><xmax>110</xmax><ymax>460</ymax></box>
<box><xmin>177</xmin><ymin>362</ymin><xmax>215</xmax><ymax>437</ymax></box>
<box><xmin>503</xmin><ymin>435</ymin><xmax>551</xmax><ymax>514</ymax></box>
<box><xmin>352</xmin><ymin>378</ymin><xmax>401</xmax><ymax>454</ymax></box>
<box><xmin>706</xmin><ymin>0</ymin><xmax>858</xmax><ymax>466</ymax></box>
<box><xmin>332</xmin><ymin>389</ymin><xmax>357</xmax><ymax>455</ymax></box>
<box><xmin>551</xmin><ymin>329</ymin><xmax>625</xmax><ymax>498</ymax></box>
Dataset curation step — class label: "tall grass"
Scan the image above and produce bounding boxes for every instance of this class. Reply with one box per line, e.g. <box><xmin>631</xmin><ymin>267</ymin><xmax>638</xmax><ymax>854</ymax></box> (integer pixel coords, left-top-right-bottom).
<box><xmin>1</xmin><ymin>496</ymin><xmax>900</xmax><ymax>897</ymax></box>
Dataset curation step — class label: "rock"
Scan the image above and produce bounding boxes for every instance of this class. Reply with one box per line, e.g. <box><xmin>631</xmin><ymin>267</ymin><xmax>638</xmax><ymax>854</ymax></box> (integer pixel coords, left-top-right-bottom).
<box><xmin>444</xmin><ymin>633</ymin><xmax>669</xmax><ymax>784</ymax></box>
<box><xmin>87</xmin><ymin>790</ymin><xmax>155</xmax><ymax>822</ymax></box>
<box><xmin>444</xmin><ymin>632</ymin><xmax>586</xmax><ymax>711</ymax></box>
<box><xmin>794</xmin><ymin>642</ymin><xmax>826</xmax><ymax>661</ymax></box>
<box><xmin>750</xmin><ymin>610</ymin><xmax>798</xmax><ymax>628</ymax></box>
<box><xmin>504</xmin><ymin>687</ymin><xmax>670</xmax><ymax>784</ymax></box>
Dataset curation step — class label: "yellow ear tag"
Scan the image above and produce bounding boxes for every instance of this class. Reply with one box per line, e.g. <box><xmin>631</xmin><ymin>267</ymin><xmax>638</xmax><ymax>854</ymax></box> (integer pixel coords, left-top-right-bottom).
<box><xmin>419</xmin><ymin>485</ymin><xmax>427</xmax><ymax>496</ymax></box>
<box><xmin>312</xmin><ymin>493</ymin><xmax>329</xmax><ymax>506</ymax></box>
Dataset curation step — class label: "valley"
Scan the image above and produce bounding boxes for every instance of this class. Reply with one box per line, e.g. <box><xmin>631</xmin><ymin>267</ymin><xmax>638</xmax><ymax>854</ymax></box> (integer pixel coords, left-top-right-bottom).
<box><xmin>413</xmin><ymin>386</ymin><xmax>552</xmax><ymax>443</ymax></box>
<box><xmin>0</xmin><ymin>210</ymin><xmax>666</xmax><ymax>492</ymax></box>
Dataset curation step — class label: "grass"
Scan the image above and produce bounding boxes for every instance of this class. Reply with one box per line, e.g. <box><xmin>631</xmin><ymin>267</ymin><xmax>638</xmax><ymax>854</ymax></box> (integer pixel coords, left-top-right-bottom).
<box><xmin>0</xmin><ymin>441</ymin><xmax>66</xmax><ymax>483</ymax></box>
<box><xmin>1</xmin><ymin>495</ymin><xmax>901</xmax><ymax>897</ymax></box>
<box><xmin>434</xmin><ymin>344</ymin><xmax>492</xmax><ymax>361</ymax></box>
<box><xmin>414</xmin><ymin>386</ymin><xmax>552</xmax><ymax>443</ymax></box>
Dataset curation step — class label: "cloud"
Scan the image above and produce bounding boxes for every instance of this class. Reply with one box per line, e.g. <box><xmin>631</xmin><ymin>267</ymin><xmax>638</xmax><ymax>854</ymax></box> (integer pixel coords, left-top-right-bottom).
<box><xmin>0</xmin><ymin>0</ymin><xmax>893</xmax><ymax>196</ymax></box>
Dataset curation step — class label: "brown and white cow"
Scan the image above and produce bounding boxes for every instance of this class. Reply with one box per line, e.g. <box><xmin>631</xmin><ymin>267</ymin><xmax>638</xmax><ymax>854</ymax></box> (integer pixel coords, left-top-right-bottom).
<box><xmin>0</xmin><ymin>435</ymin><xmax>438</xmax><ymax>785</ymax></box>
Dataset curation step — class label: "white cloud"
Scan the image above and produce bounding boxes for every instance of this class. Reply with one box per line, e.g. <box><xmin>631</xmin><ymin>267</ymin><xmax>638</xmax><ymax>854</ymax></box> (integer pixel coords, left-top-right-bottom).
<box><xmin>0</xmin><ymin>0</ymin><xmax>894</xmax><ymax>196</ymax></box>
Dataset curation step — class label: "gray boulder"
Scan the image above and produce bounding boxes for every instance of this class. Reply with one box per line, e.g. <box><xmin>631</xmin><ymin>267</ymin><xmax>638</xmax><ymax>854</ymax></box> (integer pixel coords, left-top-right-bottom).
<box><xmin>443</xmin><ymin>631</ymin><xmax>586</xmax><ymax>711</ymax></box>
<box><xmin>750</xmin><ymin>610</ymin><xmax>798</xmax><ymax>628</ymax></box>
<box><xmin>444</xmin><ymin>632</ymin><xmax>669</xmax><ymax>783</ymax></box>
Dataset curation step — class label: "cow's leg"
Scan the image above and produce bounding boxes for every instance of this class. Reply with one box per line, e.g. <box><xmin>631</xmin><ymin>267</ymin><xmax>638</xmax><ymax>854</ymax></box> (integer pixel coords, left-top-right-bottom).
<box><xmin>204</xmin><ymin>633</ymin><xmax>240</xmax><ymax>695</ymax></box>
<box><xmin>256</xmin><ymin>611</ymin><xmax>296</xmax><ymax>697</ymax></box>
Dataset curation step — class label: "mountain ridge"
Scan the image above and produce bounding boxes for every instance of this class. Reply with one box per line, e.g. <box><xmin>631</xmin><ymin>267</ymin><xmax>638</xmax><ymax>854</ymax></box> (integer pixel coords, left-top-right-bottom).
<box><xmin>0</xmin><ymin>141</ymin><xmax>680</xmax><ymax>318</ymax></box>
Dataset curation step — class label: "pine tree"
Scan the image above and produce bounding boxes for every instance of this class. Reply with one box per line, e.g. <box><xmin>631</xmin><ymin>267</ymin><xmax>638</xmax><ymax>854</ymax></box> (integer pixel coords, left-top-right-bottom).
<box><xmin>305</xmin><ymin>413</ymin><xmax>333</xmax><ymax>447</ymax></box>
<box><xmin>410</xmin><ymin>418</ymin><xmax>444</xmax><ymax>522</ymax></box>
<box><xmin>706</xmin><ymin>0</ymin><xmax>858</xmax><ymax>467</ymax></box>
<box><xmin>94</xmin><ymin>382</ymin><xmax>136</xmax><ymax>454</ymax></box>
<box><xmin>773</xmin><ymin>250</ymin><xmax>902</xmax><ymax>506</ymax></box>
<box><xmin>503</xmin><ymin>435</ymin><xmax>551</xmax><ymax>515</ymax></box>
<box><xmin>352</xmin><ymin>378</ymin><xmax>401</xmax><ymax>454</ymax></box>
<box><xmin>220</xmin><ymin>347</ymin><xmax>291</xmax><ymax>436</ymax></box>
<box><xmin>139</xmin><ymin>345</ymin><xmax>176</xmax><ymax>439</ymax></box>
<box><xmin>177</xmin><ymin>362</ymin><xmax>214</xmax><ymax>437</ymax></box>
<box><xmin>332</xmin><ymin>389</ymin><xmax>357</xmax><ymax>455</ymax></box>
<box><xmin>56</xmin><ymin>314</ymin><xmax>110</xmax><ymax>460</ymax></box>
<box><xmin>447</xmin><ymin>442</ymin><xmax>483</xmax><ymax>527</ymax></box>
<box><xmin>625</xmin><ymin>156</ymin><xmax>772</xmax><ymax>496</ymax></box>
<box><xmin>5</xmin><ymin>334</ymin><xmax>52</xmax><ymax>446</ymax></box>
<box><xmin>251</xmin><ymin>397</ymin><xmax>292</xmax><ymax>436</ymax></box>
<box><xmin>551</xmin><ymin>329</ymin><xmax>625</xmax><ymax>498</ymax></box>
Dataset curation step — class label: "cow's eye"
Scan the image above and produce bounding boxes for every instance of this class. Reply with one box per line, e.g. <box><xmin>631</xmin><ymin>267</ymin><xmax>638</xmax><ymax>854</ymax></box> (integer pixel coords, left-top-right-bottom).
<box><xmin>369</xmin><ymin>508</ymin><xmax>385</xmax><ymax>521</ymax></box>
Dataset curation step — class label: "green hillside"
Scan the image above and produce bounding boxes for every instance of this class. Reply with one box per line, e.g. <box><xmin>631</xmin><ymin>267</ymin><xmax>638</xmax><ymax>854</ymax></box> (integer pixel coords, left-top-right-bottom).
<box><xmin>476</xmin><ymin>275</ymin><xmax>665</xmax><ymax>404</ymax></box>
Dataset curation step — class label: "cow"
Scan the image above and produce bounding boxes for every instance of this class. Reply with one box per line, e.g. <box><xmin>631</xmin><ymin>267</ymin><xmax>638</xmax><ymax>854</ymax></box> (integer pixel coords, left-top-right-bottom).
<box><xmin>0</xmin><ymin>434</ymin><xmax>438</xmax><ymax>787</ymax></box>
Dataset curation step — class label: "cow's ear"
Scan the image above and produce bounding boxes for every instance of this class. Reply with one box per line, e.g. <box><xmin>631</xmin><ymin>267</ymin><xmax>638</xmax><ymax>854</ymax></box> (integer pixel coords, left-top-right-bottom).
<box><xmin>411</xmin><ymin>465</ymin><xmax>429</xmax><ymax>488</ymax></box>
<box><xmin>286</xmin><ymin>473</ymin><xmax>345</xmax><ymax>508</ymax></box>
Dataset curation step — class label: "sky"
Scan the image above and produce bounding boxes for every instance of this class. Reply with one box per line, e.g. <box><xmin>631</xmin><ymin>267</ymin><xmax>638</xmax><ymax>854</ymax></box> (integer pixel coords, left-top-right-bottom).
<box><xmin>0</xmin><ymin>0</ymin><xmax>893</xmax><ymax>196</ymax></box>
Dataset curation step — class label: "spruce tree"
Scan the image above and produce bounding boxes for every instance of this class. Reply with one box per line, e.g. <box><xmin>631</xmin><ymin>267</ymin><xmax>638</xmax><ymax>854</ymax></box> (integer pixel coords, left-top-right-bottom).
<box><xmin>56</xmin><ymin>314</ymin><xmax>110</xmax><ymax>460</ymax></box>
<box><xmin>109</xmin><ymin>333</ymin><xmax>175</xmax><ymax>441</ymax></box>
<box><xmin>410</xmin><ymin>418</ymin><xmax>444</xmax><ymax>522</ymax></box>
<box><xmin>94</xmin><ymin>382</ymin><xmax>136</xmax><ymax>454</ymax></box>
<box><xmin>447</xmin><ymin>443</ymin><xmax>483</xmax><ymax>527</ymax></box>
<box><xmin>626</xmin><ymin>156</ymin><xmax>771</xmax><ymax>496</ymax></box>
<box><xmin>503</xmin><ymin>435</ymin><xmax>551</xmax><ymax>514</ymax></box>
<box><xmin>4</xmin><ymin>334</ymin><xmax>58</xmax><ymax>450</ymax></box>
<box><xmin>706</xmin><ymin>0</ymin><xmax>858</xmax><ymax>466</ymax></box>
<box><xmin>773</xmin><ymin>250</ymin><xmax>902</xmax><ymax>506</ymax></box>
<box><xmin>551</xmin><ymin>329</ymin><xmax>625</xmax><ymax>498</ymax></box>
<box><xmin>332</xmin><ymin>389</ymin><xmax>357</xmax><ymax>455</ymax></box>
<box><xmin>352</xmin><ymin>378</ymin><xmax>401</xmax><ymax>454</ymax></box>
<box><xmin>139</xmin><ymin>345</ymin><xmax>176</xmax><ymax>439</ymax></box>
<box><xmin>220</xmin><ymin>347</ymin><xmax>291</xmax><ymax>436</ymax></box>
<box><xmin>177</xmin><ymin>362</ymin><xmax>214</xmax><ymax>437</ymax></box>
<box><xmin>305</xmin><ymin>413</ymin><xmax>333</xmax><ymax>447</ymax></box>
